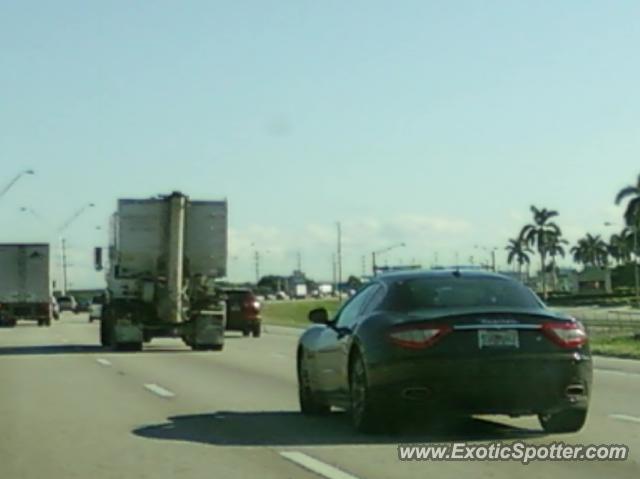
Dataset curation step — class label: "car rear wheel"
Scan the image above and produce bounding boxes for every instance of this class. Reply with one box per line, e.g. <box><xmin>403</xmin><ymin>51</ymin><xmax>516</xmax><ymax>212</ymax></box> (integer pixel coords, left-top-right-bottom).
<box><xmin>350</xmin><ymin>352</ymin><xmax>392</xmax><ymax>434</ymax></box>
<box><xmin>252</xmin><ymin>323</ymin><xmax>261</xmax><ymax>338</ymax></box>
<box><xmin>538</xmin><ymin>408</ymin><xmax>587</xmax><ymax>433</ymax></box>
<box><xmin>298</xmin><ymin>352</ymin><xmax>330</xmax><ymax>415</ymax></box>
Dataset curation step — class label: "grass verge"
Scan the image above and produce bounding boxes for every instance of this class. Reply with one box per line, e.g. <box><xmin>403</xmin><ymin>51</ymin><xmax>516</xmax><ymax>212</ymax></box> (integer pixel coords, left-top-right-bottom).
<box><xmin>590</xmin><ymin>335</ymin><xmax>640</xmax><ymax>360</ymax></box>
<box><xmin>262</xmin><ymin>299</ymin><xmax>342</xmax><ymax>328</ymax></box>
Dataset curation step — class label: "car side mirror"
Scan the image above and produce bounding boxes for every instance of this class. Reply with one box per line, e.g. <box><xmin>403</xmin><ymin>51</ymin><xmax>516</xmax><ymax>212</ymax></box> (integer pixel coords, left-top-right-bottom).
<box><xmin>308</xmin><ymin>307</ymin><xmax>329</xmax><ymax>324</ymax></box>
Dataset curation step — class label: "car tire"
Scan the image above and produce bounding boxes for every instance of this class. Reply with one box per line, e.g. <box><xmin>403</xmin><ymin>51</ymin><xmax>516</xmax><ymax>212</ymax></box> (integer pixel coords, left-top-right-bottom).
<box><xmin>349</xmin><ymin>352</ymin><xmax>392</xmax><ymax>434</ymax></box>
<box><xmin>100</xmin><ymin>312</ymin><xmax>111</xmax><ymax>347</ymax></box>
<box><xmin>298</xmin><ymin>352</ymin><xmax>330</xmax><ymax>415</ymax></box>
<box><xmin>242</xmin><ymin>329</ymin><xmax>250</xmax><ymax>337</ymax></box>
<box><xmin>252</xmin><ymin>323</ymin><xmax>261</xmax><ymax>338</ymax></box>
<box><xmin>538</xmin><ymin>408</ymin><xmax>588</xmax><ymax>433</ymax></box>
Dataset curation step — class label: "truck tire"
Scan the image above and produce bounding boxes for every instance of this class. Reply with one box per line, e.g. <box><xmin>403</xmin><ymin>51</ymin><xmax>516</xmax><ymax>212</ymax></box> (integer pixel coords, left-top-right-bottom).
<box><xmin>100</xmin><ymin>317</ymin><xmax>110</xmax><ymax>346</ymax></box>
<box><xmin>252</xmin><ymin>323</ymin><xmax>261</xmax><ymax>338</ymax></box>
<box><xmin>242</xmin><ymin>328</ymin><xmax>250</xmax><ymax>337</ymax></box>
<box><xmin>45</xmin><ymin>318</ymin><xmax>51</xmax><ymax>327</ymax></box>
<box><xmin>37</xmin><ymin>319</ymin><xmax>45</xmax><ymax>327</ymax></box>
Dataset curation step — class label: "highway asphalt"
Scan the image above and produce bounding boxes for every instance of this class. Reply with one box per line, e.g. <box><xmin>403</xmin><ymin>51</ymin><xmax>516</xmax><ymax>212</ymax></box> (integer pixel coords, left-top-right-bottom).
<box><xmin>1</xmin><ymin>312</ymin><xmax>639</xmax><ymax>478</ymax></box>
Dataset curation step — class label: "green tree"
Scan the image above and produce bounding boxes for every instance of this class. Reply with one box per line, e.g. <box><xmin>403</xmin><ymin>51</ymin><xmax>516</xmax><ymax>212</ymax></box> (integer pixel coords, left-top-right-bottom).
<box><xmin>615</xmin><ymin>173</ymin><xmax>640</xmax><ymax>228</ymax></box>
<box><xmin>505</xmin><ymin>237</ymin><xmax>531</xmax><ymax>281</ymax></box>
<box><xmin>519</xmin><ymin>206</ymin><xmax>562</xmax><ymax>298</ymax></box>
<box><xmin>571</xmin><ymin>234</ymin><xmax>609</xmax><ymax>268</ymax></box>
<box><xmin>608</xmin><ymin>231</ymin><xmax>631</xmax><ymax>265</ymax></box>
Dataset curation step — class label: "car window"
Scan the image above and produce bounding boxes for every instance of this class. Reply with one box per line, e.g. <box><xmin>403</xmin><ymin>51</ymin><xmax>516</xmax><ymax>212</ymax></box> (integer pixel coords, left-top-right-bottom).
<box><xmin>361</xmin><ymin>284</ymin><xmax>386</xmax><ymax>315</ymax></box>
<box><xmin>388</xmin><ymin>277</ymin><xmax>542</xmax><ymax>311</ymax></box>
<box><xmin>335</xmin><ymin>285</ymin><xmax>376</xmax><ymax>329</ymax></box>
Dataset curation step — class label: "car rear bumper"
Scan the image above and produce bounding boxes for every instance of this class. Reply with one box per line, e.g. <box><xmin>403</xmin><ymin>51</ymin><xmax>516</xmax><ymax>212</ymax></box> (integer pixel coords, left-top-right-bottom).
<box><xmin>225</xmin><ymin>316</ymin><xmax>261</xmax><ymax>331</ymax></box>
<box><xmin>367</xmin><ymin>353</ymin><xmax>592</xmax><ymax>415</ymax></box>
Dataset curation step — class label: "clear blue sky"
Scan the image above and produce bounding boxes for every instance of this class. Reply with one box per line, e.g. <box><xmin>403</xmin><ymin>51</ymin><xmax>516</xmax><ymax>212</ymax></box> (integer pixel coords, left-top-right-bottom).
<box><xmin>1</xmin><ymin>0</ymin><xmax>639</xmax><ymax>287</ymax></box>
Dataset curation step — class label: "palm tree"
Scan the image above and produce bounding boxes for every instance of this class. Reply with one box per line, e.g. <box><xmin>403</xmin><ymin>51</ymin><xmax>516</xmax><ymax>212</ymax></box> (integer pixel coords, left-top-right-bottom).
<box><xmin>571</xmin><ymin>234</ymin><xmax>609</xmax><ymax>268</ymax></box>
<box><xmin>615</xmin><ymin>173</ymin><xmax>640</xmax><ymax>227</ymax></box>
<box><xmin>519</xmin><ymin>206</ymin><xmax>562</xmax><ymax>299</ymax></box>
<box><xmin>505</xmin><ymin>237</ymin><xmax>531</xmax><ymax>281</ymax></box>
<box><xmin>547</xmin><ymin>234</ymin><xmax>568</xmax><ymax>291</ymax></box>
<box><xmin>608</xmin><ymin>231</ymin><xmax>631</xmax><ymax>265</ymax></box>
<box><xmin>615</xmin><ymin>175</ymin><xmax>640</xmax><ymax>303</ymax></box>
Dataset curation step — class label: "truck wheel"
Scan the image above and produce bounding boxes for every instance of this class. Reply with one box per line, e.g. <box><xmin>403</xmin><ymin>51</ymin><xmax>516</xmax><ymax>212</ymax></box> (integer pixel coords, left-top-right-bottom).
<box><xmin>100</xmin><ymin>319</ymin><xmax>110</xmax><ymax>346</ymax></box>
<box><xmin>45</xmin><ymin>318</ymin><xmax>51</xmax><ymax>327</ymax></box>
<box><xmin>242</xmin><ymin>328</ymin><xmax>250</xmax><ymax>337</ymax></box>
<box><xmin>37</xmin><ymin>319</ymin><xmax>44</xmax><ymax>327</ymax></box>
<box><xmin>252</xmin><ymin>323</ymin><xmax>261</xmax><ymax>338</ymax></box>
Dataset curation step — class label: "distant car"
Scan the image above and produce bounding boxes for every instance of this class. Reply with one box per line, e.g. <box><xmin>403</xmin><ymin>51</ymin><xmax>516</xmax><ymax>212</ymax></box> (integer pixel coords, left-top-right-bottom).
<box><xmin>89</xmin><ymin>295</ymin><xmax>105</xmax><ymax>322</ymax></box>
<box><xmin>51</xmin><ymin>297</ymin><xmax>60</xmax><ymax>320</ymax></box>
<box><xmin>222</xmin><ymin>288</ymin><xmax>261</xmax><ymax>337</ymax></box>
<box><xmin>275</xmin><ymin>291</ymin><xmax>289</xmax><ymax>301</ymax></box>
<box><xmin>297</xmin><ymin>269</ymin><xmax>592</xmax><ymax>434</ymax></box>
<box><xmin>75</xmin><ymin>300</ymin><xmax>91</xmax><ymax>313</ymax></box>
<box><xmin>57</xmin><ymin>296</ymin><xmax>77</xmax><ymax>313</ymax></box>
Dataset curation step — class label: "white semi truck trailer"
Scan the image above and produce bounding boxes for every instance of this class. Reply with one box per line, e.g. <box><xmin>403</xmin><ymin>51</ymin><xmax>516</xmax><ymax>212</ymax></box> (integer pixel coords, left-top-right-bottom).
<box><xmin>0</xmin><ymin>243</ymin><xmax>52</xmax><ymax>327</ymax></box>
<box><xmin>96</xmin><ymin>192</ymin><xmax>228</xmax><ymax>351</ymax></box>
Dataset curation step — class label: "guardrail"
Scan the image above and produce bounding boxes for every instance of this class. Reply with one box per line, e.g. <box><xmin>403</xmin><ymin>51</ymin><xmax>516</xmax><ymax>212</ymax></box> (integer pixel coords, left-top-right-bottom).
<box><xmin>573</xmin><ymin>309</ymin><xmax>640</xmax><ymax>337</ymax></box>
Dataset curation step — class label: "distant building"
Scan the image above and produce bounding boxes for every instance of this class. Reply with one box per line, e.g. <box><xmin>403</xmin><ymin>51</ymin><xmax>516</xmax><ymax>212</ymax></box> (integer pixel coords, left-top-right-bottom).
<box><xmin>576</xmin><ymin>267</ymin><xmax>612</xmax><ymax>294</ymax></box>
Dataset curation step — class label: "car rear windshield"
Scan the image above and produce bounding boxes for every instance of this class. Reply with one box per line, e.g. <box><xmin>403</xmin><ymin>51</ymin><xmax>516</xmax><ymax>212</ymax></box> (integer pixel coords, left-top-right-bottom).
<box><xmin>388</xmin><ymin>277</ymin><xmax>543</xmax><ymax>311</ymax></box>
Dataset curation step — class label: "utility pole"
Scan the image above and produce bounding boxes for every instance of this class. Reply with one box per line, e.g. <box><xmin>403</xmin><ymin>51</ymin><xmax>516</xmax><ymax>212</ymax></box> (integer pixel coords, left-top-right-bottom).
<box><xmin>254</xmin><ymin>251</ymin><xmax>260</xmax><ymax>284</ymax></box>
<box><xmin>336</xmin><ymin>222</ymin><xmax>342</xmax><ymax>290</ymax></box>
<box><xmin>361</xmin><ymin>255</ymin><xmax>366</xmax><ymax>276</ymax></box>
<box><xmin>491</xmin><ymin>249</ymin><xmax>497</xmax><ymax>272</ymax></box>
<box><xmin>332</xmin><ymin>253</ymin><xmax>337</xmax><ymax>295</ymax></box>
<box><xmin>62</xmin><ymin>238</ymin><xmax>68</xmax><ymax>294</ymax></box>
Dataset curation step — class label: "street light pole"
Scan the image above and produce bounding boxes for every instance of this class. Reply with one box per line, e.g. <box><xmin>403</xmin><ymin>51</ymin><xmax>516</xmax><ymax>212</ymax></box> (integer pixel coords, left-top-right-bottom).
<box><xmin>58</xmin><ymin>202</ymin><xmax>95</xmax><ymax>294</ymax></box>
<box><xmin>371</xmin><ymin>242</ymin><xmax>406</xmax><ymax>275</ymax></box>
<box><xmin>0</xmin><ymin>169</ymin><xmax>35</xmax><ymax>200</ymax></box>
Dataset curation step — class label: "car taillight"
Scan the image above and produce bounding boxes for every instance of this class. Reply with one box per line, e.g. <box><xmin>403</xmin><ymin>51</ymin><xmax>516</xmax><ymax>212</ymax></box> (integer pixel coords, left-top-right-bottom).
<box><xmin>388</xmin><ymin>324</ymin><xmax>452</xmax><ymax>349</ymax></box>
<box><xmin>243</xmin><ymin>296</ymin><xmax>261</xmax><ymax>313</ymax></box>
<box><xmin>541</xmin><ymin>321</ymin><xmax>588</xmax><ymax>349</ymax></box>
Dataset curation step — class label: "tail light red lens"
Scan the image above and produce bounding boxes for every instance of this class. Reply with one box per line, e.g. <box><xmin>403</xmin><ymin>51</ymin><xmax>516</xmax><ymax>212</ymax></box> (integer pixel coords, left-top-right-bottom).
<box><xmin>242</xmin><ymin>296</ymin><xmax>261</xmax><ymax>314</ymax></box>
<box><xmin>388</xmin><ymin>324</ymin><xmax>452</xmax><ymax>349</ymax></box>
<box><xmin>541</xmin><ymin>321</ymin><xmax>588</xmax><ymax>349</ymax></box>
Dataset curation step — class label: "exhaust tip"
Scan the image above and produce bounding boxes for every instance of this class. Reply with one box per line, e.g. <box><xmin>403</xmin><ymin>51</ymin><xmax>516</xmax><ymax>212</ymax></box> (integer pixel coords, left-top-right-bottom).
<box><xmin>565</xmin><ymin>384</ymin><xmax>585</xmax><ymax>397</ymax></box>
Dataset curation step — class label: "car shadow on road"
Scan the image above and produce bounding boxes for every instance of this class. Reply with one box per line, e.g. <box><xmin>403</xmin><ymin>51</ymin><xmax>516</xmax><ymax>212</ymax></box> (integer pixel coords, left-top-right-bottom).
<box><xmin>0</xmin><ymin>343</ymin><xmax>242</xmax><ymax>356</ymax></box>
<box><xmin>132</xmin><ymin>411</ymin><xmax>544</xmax><ymax>446</ymax></box>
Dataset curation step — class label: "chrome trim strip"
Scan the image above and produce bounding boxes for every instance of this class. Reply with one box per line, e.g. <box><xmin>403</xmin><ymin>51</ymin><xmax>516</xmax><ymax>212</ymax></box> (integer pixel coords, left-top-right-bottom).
<box><xmin>453</xmin><ymin>324</ymin><xmax>542</xmax><ymax>330</ymax></box>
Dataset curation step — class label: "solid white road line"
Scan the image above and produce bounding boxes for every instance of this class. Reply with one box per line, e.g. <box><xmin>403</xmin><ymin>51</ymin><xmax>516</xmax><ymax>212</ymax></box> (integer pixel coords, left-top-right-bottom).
<box><xmin>143</xmin><ymin>383</ymin><xmax>175</xmax><ymax>399</ymax></box>
<box><xmin>280</xmin><ymin>451</ymin><xmax>362</xmax><ymax>479</ymax></box>
<box><xmin>596</xmin><ymin>368</ymin><xmax>640</xmax><ymax>378</ymax></box>
<box><xmin>96</xmin><ymin>358</ymin><xmax>112</xmax><ymax>367</ymax></box>
<box><xmin>609</xmin><ymin>414</ymin><xmax>640</xmax><ymax>424</ymax></box>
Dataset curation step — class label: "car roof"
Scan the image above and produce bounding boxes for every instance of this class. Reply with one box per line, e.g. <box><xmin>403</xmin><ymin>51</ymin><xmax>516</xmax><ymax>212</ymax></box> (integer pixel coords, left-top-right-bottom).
<box><xmin>374</xmin><ymin>269</ymin><xmax>516</xmax><ymax>285</ymax></box>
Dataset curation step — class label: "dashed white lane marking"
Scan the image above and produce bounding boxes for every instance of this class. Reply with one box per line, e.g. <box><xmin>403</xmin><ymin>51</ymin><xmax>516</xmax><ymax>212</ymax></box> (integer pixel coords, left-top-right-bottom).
<box><xmin>144</xmin><ymin>383</ymin><xmax>175</xmax><ymax>399</ymax></box>
<box><xmin>610</xmin><ymin>414</ymin><xmax>640</xmax><ymax>424</ymax></box>
<box><xmin>280</xmin><ymin>451</ymin><xmax>361</xmax><ymax>479</ymax></box>
<box><xmin>96</xmin><ymin>358</ymin><xmax>111</xmax><ymax>367</ymax></box>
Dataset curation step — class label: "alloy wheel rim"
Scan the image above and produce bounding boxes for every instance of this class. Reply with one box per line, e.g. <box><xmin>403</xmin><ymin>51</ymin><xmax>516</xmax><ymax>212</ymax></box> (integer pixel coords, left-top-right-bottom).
<box><xmin>351</xmin><ymin>360</ymin><xmax>366</xmax><ymax>424</ymax></box>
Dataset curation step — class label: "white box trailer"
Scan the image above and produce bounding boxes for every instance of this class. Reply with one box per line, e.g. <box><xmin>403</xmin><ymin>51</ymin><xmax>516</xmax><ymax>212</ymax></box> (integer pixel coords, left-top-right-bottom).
<box><xmin>97</xmin><ymin>192</ymin><xmax>228</xmax><ymax>351</ymax></box>
<box><xmin>0</xmin><ymin>243</ymin><xmax>52</xmax><ymax>327</ymax></box>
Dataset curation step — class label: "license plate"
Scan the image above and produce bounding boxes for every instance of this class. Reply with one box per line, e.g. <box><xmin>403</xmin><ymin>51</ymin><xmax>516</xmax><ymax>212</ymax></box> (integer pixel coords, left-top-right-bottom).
<box><xmin>478</xmin><ymin>329</ymin><xmax>519</xmax><ymax>349</ymax></box>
